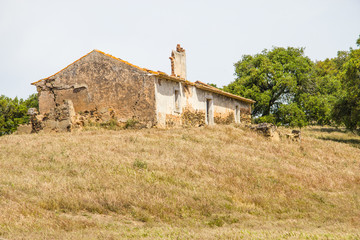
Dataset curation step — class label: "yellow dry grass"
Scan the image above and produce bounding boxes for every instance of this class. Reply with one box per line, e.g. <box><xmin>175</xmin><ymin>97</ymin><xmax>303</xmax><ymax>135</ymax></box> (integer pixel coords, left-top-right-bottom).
<box><xmin>0</xmin><ymin>125</ymin><xmax>360</xmax><ymax>239</ymax></box>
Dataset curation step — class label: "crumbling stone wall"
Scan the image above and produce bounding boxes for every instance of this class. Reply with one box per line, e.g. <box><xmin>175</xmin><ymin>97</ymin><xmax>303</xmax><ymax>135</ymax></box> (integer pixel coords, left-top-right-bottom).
<box><xmin>181</xmin><ymin>108</ymin><xmax>205</xmax><ymax>127</ymax></box>
<box><xmin>214</xmin><ymin>112</ymin><xmax>234</xmax><ymax>125</ymax></box>
<box><xmin>34</xmin><ymin>50</ymin><xmax>157</xmax><ymax>127</ymax></box>
<box><xmin>27</xmin><ymin>100</ymin><xmax>76</xmax><ymax>133</ymax></box>
<box><xmin>240</xmin><ymin>108</ymin><xmax>252</xmax><ymax>124</ymax></box>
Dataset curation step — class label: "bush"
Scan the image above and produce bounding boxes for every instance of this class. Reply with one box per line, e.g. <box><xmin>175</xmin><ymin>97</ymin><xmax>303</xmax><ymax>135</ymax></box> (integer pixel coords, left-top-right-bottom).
<box><xmin>0</xmin><ymin>94</ymin><xmax>38</xmax><ymax>136</ymax></box>
<box><xmin>125</xmin><ymin>118</ymin><xmax>139</xmax><ymax>129</ymax></box>
<box><xmin>275</xmin><ymin>103</ymin><xmax>307</xmax><ymax>128</ymax></box>
<box><xmin>133</xmin><ymin>159</ymin><xmax>147</xmax><ymax>169</ymax></box>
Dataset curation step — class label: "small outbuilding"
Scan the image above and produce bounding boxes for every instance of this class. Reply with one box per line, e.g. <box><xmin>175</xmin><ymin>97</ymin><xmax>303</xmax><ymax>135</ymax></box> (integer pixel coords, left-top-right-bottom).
<box><xmin>31</xmin><ymin>45</ymin><xmax>255</xmax><ymax>130</ymax></box>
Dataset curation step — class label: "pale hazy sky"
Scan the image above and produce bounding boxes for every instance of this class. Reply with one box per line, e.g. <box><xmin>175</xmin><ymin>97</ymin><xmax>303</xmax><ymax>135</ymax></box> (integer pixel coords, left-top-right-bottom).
<box><xmin>1</xmin><ymin>0</ymin><xmax>359</xmax><ymax>99</ymax></box>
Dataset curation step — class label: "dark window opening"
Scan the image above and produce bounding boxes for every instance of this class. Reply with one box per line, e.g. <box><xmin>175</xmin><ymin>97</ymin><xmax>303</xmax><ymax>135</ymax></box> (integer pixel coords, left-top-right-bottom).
<box><xmin>175</xmin><ymin>90</ymin><xmax>180</xmax><ymax>111</ymax></box>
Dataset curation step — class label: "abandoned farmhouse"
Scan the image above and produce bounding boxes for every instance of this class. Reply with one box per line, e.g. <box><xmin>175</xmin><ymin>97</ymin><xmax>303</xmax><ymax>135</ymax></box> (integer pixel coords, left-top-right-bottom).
<box><xmin>31</xmin><ymin>45</ymin><xmax>255</xmax><ymax>131</ymax></box>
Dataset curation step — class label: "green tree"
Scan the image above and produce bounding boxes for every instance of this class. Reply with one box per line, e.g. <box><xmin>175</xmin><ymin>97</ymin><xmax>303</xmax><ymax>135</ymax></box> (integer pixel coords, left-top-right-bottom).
<box><xmin>0</xmin><ymin>94</ymin><xmax>38</xmax><ymax>136</ymax></box>
<box><xmin>24</xmin><ymin>93</ymin><xmax>39</xmax><ymax>110</ymax></box>
<box><xmin>275</xmin><ymin>103</ymin><xmax>307</xmax><ymax>128</ymax></box>
<box><xmin>298</xmin><ymin>52</ymin><xmax>346</xmax><ymax>125</ymax></box>
<box><xmin>332</xmin><ymin>36</ymin><xmax>360</xmax><ymax>131</ymax></box>
<box><xmin>224</xmin><ymin>47</ymin><xmax>313</xmax><ymax>127</ymax></box>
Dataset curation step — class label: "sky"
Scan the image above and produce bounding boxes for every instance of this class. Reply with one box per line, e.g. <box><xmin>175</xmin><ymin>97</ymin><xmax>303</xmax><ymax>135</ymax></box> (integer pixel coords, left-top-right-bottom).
<box><xmin>0</xmin><ymin>0</ymin><xmax>359</xmax><ymax>99</ymax></box>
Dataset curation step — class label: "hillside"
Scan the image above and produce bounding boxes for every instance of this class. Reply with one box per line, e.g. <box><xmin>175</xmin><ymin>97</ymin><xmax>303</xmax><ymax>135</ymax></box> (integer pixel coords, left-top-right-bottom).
<box><xmin>0</xmin><ymin>125</ymin><xmax>360</xmax><ymax>239</ymax></box>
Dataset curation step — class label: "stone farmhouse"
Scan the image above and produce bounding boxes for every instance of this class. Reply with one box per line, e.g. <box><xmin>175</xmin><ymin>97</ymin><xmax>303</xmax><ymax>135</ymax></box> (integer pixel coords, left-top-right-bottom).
<box><xmin>31</xmin><ymin>45</ymin><xmax>255</xmax><ymax>131</ymax></box>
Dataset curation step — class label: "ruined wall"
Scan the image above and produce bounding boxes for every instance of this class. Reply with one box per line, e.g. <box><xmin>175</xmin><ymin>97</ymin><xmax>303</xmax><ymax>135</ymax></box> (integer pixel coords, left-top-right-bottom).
<box><xmin>35</xmin><ymin>51</ymin><xmax>157</xmax><ymax>126</ymax></box>
<box><xmin>154</xmin><ymin>78</ymin><xmax>252</xmax><ymax>127</ymax></box>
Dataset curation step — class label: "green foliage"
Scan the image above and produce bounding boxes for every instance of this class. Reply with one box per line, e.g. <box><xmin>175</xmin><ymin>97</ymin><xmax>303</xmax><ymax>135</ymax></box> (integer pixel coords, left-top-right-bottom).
<box><xmin>24</xmin><ymin>93</ymin><xmax>39</xmax><ymax>110</ymax></box>
<box><xmin>224</xmin><ymin>47</ymin><xmax>313</xmax><ymax>127</ymax></box>
<box><xmin>332</xmin><ymin>36</ymin><xmax>360</xmax><ymax>132</ymax></box>
<box><xmin>275</xmin><ymin>103</ymin><xmax>307</xmax><ymax>128</ymax></box>
<box><xmin>299</xmin><ymin>94</ymin><xmax>334</xmax><ymax>125</ymax></box>
<box><xmin>207</xmin><ymin>83</ymin><xmax>219</xmax><ymax>88</ymax></box>
<box><xmin>224</xmin><ymin>44</ymin><xmax>351</xmax><ymax>128</ymax></box>
<box><xmin>133</xmin><ymin>159</ymin><xmax>147</xmax><ymax>169</ymax></box>
<box><xmin>297</xmin><ymin>54</ymin><xmax>345</xmax><ymax>126</ymax></box>
<box><xmin>255</xmin><ymin>114</ymin><xmax>276</xmax><ymax>125</ymax></box>
<box><xmin>207</xmin><ymin>215</ymin><xmax>239</xmax><ymax>227</ymax></box>
<box><xmin>99</xmin><ymin>119</ymin><xmax>119</xmax><ymax>130</ymax></box>
<box><xmin>125</xmin><ymin>118</ymin><xmax>139</xmax><ymax>129</ymax></box>
<box><xmin>0</xmin><ymin>94</ymin><xmax>38</xmax><ymax>136</ymax></box>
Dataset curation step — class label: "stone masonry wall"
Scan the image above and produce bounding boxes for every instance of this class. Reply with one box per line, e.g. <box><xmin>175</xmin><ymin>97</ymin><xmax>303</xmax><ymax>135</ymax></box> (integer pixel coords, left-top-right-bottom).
<box><xmin>35</xmin><ymin>51</ymin><xmax>157</xmax><ymax>127</ymax></box>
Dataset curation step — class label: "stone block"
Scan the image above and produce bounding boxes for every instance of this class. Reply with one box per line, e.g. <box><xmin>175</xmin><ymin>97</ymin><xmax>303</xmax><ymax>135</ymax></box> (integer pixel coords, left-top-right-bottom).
<box><xmin>15</xmin><ymin>124</ymin><xmax>32</xmax><ymax>135</ymax></box>
<box><xmin>58</xmin><ymin>119</ymin><xmax>72</xmax><ymax>132</ymax></box>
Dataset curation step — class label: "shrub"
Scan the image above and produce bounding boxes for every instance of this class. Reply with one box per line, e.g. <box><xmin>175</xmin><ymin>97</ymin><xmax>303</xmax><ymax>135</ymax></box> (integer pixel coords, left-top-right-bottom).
<box><xmin>125</xmin><ymin>118</ymin><xmax>139</xmax><ymax>129</ymax></box>
<box><xmin>133</xmin><ymin>159</ymin><xmax>147</xmax><ymax>169</ymax></box>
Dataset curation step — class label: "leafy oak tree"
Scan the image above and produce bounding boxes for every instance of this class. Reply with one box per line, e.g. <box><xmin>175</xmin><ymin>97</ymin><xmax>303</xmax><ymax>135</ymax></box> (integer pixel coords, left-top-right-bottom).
<box><xmin>298</xmin><ymin>53</ymin><xmax>346</xmax><ymax>125</ymax></box>
<box><xmin>223</xmin><ymin>47</ymin><xmax>313</xmax><ymax>127</ymax></box>
<box><xmin>332</xmin><ymin>36</ymin><xmax>360</xmax><ymax>131</ymax></box>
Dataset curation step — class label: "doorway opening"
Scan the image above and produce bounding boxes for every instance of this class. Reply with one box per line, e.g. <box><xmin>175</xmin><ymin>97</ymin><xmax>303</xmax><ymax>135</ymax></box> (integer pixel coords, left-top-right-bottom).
<box><xmin>206</xmin><ymin>99</ymin><xmax>213</xmax><ymax>125</ymax></box>
<box><xmin>235</xmin><ymin>105</ymin><xmax>240</xmax><ymax>123</ymax></box>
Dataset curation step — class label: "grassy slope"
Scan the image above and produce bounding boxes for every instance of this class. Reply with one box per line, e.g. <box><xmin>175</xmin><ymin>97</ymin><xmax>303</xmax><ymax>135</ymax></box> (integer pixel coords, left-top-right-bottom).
<box><xmin>0</xmin><ymin>125</ymin><xmax>360</xmax><ymax>239</ymax></box>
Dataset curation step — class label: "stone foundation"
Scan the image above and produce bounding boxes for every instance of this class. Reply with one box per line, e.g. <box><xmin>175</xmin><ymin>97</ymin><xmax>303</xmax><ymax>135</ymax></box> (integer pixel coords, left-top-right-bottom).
<box><xmin>181</xmin><ymin>109</ymin><xmax>205</xmax><ymax>127</ymax></box>
<box><xmin>214</xmin><ymin>112</ymin><xmax>235</xmax><ymax>125</ymax></box>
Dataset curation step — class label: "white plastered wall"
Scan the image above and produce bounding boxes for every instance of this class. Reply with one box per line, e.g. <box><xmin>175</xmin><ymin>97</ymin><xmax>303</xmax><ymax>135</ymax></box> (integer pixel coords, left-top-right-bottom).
<box><xmin>154</xmin><ymin>77</ymin><xmax>250</xmax><ymax>126</ymax></box>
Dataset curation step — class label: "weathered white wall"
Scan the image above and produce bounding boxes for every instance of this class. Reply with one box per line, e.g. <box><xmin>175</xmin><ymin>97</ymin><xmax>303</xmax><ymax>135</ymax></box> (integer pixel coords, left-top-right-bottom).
<box><xmin>155</xmin><ymin>78</ymin><xmax>182</xmax><ymax>126</ymax></box>
<box><xmin>154</xmin><ymin>77</ymin><xmax>251</xmax><ymax>127</ymax></box>
<box><xmin>172</xmin><ymin>50</ymin><xmax>187</xmax><ymax>79</ymax></box>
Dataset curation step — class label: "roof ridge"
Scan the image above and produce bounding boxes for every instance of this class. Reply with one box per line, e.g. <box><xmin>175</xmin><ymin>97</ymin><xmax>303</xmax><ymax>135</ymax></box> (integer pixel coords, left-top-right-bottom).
<box><xmin>31</xmin><ymin>50</ymin><xmax>96</xmax><ymax>85</ymax></box>
<box><xmin>31</xmin><ymin>49</ymin><xmax>160</xmax><ymax>85</ymax></box>
<box><xmin>93</xmin><ymin>50</ymin><xmax>159</xmax><ymax>75</ymax></box>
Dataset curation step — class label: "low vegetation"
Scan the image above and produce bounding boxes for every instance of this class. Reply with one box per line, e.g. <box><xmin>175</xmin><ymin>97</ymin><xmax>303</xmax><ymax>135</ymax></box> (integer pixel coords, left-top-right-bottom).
<box><xmin>1</xmin><ymin>125</ymin><xmax>360</xmax><ymax>239</ymax></box>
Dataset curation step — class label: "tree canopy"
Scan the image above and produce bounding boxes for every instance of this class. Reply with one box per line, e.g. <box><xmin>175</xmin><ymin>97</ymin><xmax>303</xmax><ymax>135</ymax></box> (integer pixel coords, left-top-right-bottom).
<box><xmin>224</xmin><ymin>36</ymin><xmax>359</xmax><ymax>130</ymax></box>
<box><xmin>223</xmin><ymin>47</ymin><xmax>314</xmax><ymax>127</ymax></box>
<box><xmin>332</xmin><ymin>37</ymin><xmax>360</xmax><ymax>131</ymax></box>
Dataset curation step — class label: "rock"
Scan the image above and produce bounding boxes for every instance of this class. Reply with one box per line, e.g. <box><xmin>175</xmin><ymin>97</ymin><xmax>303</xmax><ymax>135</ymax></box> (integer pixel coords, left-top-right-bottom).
<box><xmin>15</xmin><ymin>124</ymin><xmax>32</xmax><ymax>135</ymax></box>
<box><xmin>284</xmin><ymin>130</ymin><xmax>301</xmax><ymax>142</ymax></box>
<box><xmin>146</xmin><ymin>121</ymin><xmax>153</xmax><ymax>128</ymax></box>
<box><xmin>249</xmin><ymin>123</ymin><xmax>277</xmax><ymax>137</ymax></box>
<box><xmin>27</xmin><ymin>108</ymin><xmax>38</xmax><ymax>116</ymax></box>
<box><xmin>99</xmin><ymin>107</ymin><xmax>108</xmax><ymax>114</ymax></box>
<box><xmin>42</xmin><ymin>120</ymin><xmax>58</xmax><ymax>133</ymax></box>
<box><xmin>248</xmin><ymin>123</ymin><xmax>281</xmax><ymax>141</ymax></box>
<box><xmin>101</xmin><ymin>111</ymin><xmax>112</xmax><ymax>122</ymax></box>
<box><xmin>31</xmin><ymin>114</ymin><xmax>44</xmax><ymax>133</ymax></box>
<box><xmin>58</xmin><ymin>119</ymin><xmax>72</xmax><ymax>132</ymax></box>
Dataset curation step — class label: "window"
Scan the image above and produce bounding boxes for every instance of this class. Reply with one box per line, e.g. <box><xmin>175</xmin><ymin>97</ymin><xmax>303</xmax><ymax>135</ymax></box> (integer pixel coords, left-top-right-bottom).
<box><xmin>174</xmin><ymin>90</ymin><xmax>180</xmax><ymax>112</ymax></box>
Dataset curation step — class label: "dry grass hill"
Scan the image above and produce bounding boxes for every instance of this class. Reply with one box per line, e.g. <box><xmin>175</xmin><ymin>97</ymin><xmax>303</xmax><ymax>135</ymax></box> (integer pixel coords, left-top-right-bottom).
<box><xmin>0</xmin><ymin>125</ymin><xmax>360</xmax><ymax>239</ymax></box>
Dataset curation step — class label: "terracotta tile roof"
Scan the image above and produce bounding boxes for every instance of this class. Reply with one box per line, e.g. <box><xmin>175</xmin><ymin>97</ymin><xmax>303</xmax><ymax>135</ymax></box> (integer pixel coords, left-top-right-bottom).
<box><xmin>32</xmin><ymin>50</ymin><xmax>255</xmax><ymax>103</ymax></box>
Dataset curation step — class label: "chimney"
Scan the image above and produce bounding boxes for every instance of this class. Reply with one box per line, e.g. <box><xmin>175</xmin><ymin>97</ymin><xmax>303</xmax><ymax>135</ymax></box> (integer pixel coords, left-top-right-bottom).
<box><xmin>169</xmin><ymin>44</ymin><xmax>187</xmax><ymax>79</ymax></box>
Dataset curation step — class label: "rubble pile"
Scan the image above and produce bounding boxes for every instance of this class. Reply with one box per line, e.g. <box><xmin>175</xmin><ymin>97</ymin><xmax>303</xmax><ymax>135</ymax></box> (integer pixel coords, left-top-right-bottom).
<box><xmin>248</xmin><ymin>123</ymin><xmax>301</xmax><ymax>142</ymax></box>
<box><xmin>249</xmin><ymin>123</ymin><xmax>278</xmax><ymax>138</ymax></box>
<box><xmin>286</xmin><ymin>130</ymin><xmax>301</xmax><ymax>142</ymax></box>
